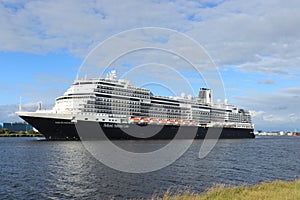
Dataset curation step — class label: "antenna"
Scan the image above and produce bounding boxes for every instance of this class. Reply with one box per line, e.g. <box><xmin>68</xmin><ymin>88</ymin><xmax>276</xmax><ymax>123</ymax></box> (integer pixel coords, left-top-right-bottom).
<box><xmin>19</xmin><ymin>96</ymin><xmax>22</xmax><ymax>111</ymax></box>
<box><xmin>37</xmin><ymin>101</ymin><xmax>42</xmax><ymax>111</ymax></box>
<box><xmin>106</xmin><ymin>70</ymin><xmax>117</xmax><ymax>80</ymax></box>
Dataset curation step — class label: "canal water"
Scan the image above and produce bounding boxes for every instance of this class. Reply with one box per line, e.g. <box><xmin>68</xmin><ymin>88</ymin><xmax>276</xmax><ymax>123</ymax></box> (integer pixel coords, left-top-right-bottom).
<box><xmin>0</xmin><ymin>136</ymin><xmax>299</xmax><ymax>199</ymax></box>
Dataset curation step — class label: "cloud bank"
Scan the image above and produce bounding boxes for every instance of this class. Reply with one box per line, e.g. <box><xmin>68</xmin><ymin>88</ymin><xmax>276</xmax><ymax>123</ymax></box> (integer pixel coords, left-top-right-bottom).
<box><xmin>1</xmin><ymin>0</ymin><xmax>299</xmax><ymax>130</ymax></box>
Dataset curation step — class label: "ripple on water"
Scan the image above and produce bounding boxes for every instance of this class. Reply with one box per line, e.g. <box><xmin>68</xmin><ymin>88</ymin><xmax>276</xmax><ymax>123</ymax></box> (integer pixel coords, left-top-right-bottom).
<box><xmin>0</xmin><ymin>137</ymin><xmax>299</xmax><ymax>199</ymax></box>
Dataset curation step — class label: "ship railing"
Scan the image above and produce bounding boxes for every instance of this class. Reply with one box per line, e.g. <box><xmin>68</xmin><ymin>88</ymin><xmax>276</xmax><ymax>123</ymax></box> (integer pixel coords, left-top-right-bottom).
<box><xmin>128</xmin><ymin>117</ymin><xmax>202</xmax><ymax>126</ymax></box>
<box><xmin>207</xmin><ymin>122</ymin><xmax>254</xmax><ymax>129</ymax></box>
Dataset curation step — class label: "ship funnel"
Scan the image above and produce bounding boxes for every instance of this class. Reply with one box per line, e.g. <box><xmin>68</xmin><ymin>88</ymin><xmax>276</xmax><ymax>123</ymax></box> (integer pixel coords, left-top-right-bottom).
<box><xmin>198</xmin><ymin>88</ymin><xmax>212</xmax><ymax>104</ymax></box>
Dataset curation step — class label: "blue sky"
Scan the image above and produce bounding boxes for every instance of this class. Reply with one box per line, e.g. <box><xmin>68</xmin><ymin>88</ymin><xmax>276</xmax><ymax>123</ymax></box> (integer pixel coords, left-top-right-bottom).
<box><xmin>1</xmin><ymin>0</ymin><xmax>300</xmax><ymax>131</ymax></box>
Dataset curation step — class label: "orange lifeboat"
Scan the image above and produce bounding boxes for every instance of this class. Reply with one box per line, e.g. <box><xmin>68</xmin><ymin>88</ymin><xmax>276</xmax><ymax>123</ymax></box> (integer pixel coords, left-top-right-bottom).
<box><xmin>160</xmin><ymin>119</ymin><xmax>167</xmax><ymax>124</ymax></box>
<box><xmin>141</xmin><ymin>118</ymin><xmax>149</xmax><ymax>123</ymax></box>
<box><xmin>175</xmin><ymin>120</ymin><xmax>182</xmax><ymax>125</ymax></box>
<box><xmin>130</xmin><ymin>117</ymin><xmax>140</xmax><ymax>123</ymax></box>
<box><xmin>150</xmin><ymin>118</ymin><xmax>159</xmax><ymax>124</ymax></box>
<box><xmin>167</xmin><ymin>119</ymin><xmax>175</xmax><ymax>124</ymax></box>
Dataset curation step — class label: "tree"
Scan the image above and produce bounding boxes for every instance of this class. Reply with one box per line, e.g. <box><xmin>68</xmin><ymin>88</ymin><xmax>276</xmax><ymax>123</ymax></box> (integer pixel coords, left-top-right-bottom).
<box><xmin>27</xmin><ymin>130</ymin><xmax>36</xmax><ymax>135</ymax></box>
<box><xmin>2</xmin><ymin>128</ymin><xmax>9</xmax><ymax>134</ymax></box>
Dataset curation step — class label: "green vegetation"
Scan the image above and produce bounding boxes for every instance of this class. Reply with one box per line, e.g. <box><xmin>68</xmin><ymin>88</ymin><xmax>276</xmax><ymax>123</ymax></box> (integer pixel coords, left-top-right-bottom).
<box><xmin>154</xmin><ymin>179</ymin><xmax>300</xmax><ymax>200</ymax></box>
<box><xmin>0</xmin><ymin>129</ymin><xmax>43</xmax><ymax>137</ymax></box>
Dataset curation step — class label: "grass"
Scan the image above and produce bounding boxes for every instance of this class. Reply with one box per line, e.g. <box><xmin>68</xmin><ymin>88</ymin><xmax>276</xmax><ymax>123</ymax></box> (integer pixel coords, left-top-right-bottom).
<box><xmin>152</xmin><ymin>179</ymin><xmax>300</xmax><ymax>200</ymax></box>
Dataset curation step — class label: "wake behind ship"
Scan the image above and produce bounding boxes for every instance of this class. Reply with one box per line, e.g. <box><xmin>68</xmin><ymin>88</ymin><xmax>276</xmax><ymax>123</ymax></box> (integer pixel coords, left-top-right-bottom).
<box><xmin>17</xmin><ymin>70</ymin><xmax>255</xmax><ymax>140</ymax></box>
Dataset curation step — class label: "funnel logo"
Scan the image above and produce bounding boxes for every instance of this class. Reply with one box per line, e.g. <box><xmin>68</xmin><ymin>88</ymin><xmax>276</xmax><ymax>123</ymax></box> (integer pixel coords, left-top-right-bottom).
<box><xmin>75</xmin><ymin>27</ymin><xmax>225</xmax><ymax>173</ymax></box>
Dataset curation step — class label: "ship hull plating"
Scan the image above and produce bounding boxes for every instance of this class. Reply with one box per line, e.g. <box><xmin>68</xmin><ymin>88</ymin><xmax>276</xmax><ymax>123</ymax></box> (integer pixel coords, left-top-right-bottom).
<box><xmin>20</xmin><ymin>116</ymin><xmax>255</xmax><ymax>140</ymax></box>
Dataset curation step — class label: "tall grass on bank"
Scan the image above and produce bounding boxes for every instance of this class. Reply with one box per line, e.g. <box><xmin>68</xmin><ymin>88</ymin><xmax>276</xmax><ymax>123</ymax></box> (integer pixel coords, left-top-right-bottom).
<box><xmin>152</xmin><ymin>179</ymin><xmax>300</xmax><ymax>200</ymax></box>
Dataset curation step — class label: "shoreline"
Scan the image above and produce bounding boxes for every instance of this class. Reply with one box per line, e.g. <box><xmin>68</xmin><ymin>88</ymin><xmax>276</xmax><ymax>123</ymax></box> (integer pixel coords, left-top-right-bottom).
<box><xmin>0</xmin><ymin>134</ymin><xmax>44</xmax><ymax>137</ymax></box>
<box><xmin>156</xmin><ymin>179</ymin><xmax>300</xmax><ymax>200</ymax></box>
<box><xmin>0</xmin><ymin>131</ymin><xmax>43</xmax><ymax>137</ymax></box>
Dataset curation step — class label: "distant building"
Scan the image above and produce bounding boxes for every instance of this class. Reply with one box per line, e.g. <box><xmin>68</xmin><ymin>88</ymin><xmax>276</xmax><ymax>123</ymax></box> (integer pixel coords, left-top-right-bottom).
<box><xmin>3</xmin><ymin>122</ymin><xmax>33</xmax><ymax>132</ymax></box>
<box><xmin>0</xmin><ymin>123</ymin><xmax>2</xmax><ymax>129</ymax></box>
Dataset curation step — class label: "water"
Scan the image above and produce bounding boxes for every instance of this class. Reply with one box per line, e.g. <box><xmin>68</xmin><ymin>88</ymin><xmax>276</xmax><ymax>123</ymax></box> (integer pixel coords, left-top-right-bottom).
<box><xmin>0</xmin><ymin>136</ymin><xmax>299</xmax><ymax>199</ymax></box>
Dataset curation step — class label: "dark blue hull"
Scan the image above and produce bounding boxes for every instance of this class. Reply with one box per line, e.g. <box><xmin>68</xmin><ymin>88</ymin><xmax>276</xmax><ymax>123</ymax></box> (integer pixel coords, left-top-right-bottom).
<box><xmin>20</xmin><ymin>116</ymin><xmax>255</xmax><ymax>140</ymax></box>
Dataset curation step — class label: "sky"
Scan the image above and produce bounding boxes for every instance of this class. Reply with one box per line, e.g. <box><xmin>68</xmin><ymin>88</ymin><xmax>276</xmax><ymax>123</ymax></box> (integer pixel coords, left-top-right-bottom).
<box><xmin>0</xmin><ymin>0</ymin><xmax>300</xmax><ymax>131</ymax></box>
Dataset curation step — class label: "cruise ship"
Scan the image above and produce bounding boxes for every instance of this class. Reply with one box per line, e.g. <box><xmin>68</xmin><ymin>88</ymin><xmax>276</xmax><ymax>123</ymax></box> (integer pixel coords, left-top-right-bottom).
<box><xmin>17</xmin><ymin>70</ymin><xmax>255</xmax><ymax>140</ymax></box>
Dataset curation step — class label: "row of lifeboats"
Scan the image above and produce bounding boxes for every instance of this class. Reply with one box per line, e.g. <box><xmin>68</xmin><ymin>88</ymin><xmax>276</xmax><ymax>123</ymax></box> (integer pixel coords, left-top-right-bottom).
<box><xmin>129</xmin><ymin>117</ymin><xmax>197</xmax><ymax>125</ymax></box>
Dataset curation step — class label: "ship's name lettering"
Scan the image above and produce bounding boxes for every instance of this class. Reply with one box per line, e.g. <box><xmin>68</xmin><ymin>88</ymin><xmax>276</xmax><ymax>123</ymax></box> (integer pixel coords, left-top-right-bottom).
<box><xmin>55</xmin><ymin>121</ymin><xmax>73</xmax><ymax>124</ymax></box>
<box><xmin>103</xmin><ymin>123</ymin><xmax>129</xmax><ymax>128</ymax></box>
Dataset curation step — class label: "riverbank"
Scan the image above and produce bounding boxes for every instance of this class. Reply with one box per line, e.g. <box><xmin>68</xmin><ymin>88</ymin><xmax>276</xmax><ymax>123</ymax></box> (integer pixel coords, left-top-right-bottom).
<box><xmin>0</xmin><ymin>131</ymin><xmax>43</xmax><ymax>137</ymax></box>
<box><xmin>0</xmin><ymin>133</ymin><xmax>43</xmax><ymax>137</ymax></box>
<box><xmin>157</xmin><ymin>179</ymin><xmax>300</xmax><ymax>200</ymax></box>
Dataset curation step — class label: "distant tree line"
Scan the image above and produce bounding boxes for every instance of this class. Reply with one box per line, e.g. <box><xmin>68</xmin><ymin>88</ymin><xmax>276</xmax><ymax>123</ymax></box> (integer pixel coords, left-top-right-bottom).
<box><xmin>0</xmin><ymin>128</ymin><xmax>42</xmax><ymax>137</ymax></box>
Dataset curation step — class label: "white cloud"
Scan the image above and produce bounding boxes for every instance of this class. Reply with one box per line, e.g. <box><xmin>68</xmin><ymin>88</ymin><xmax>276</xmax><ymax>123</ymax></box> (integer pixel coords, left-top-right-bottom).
<box><xmin>234</xmin><ymin>90</ymin><xmax>300</xmax><ymax>131</ymax></box>
<box><xmin>249</xmin><ymin>110</ymin><xmax>265</xmax><ymax>118</ymax></box>
<box><xmin>0</xmin><ymin>0</ymin><xmax>196</xmax><ymax>56</ymax></box>
<box><xmin>186</xmin><ymin>0</ymin><xmax>300</xmax><ymax>73</ymax></box>
<box><xmin>0</xmin><ymin>0</ymin><xmax>299</xmax><ymax>73</ymax></box>
<box><xmin>0</xmin><ymin>102</ymin><xmax>53</xmax><ymax>122</ymax></box>
<box><xmin>280</xmin><ymin>87</ymin><xmax>300</xmax><ymax>94</ymax></box>
<box><xmin>262</xmin><ymin>114</ymin><xmax>285</xmax><ymax>123</ymax></box>
<box><xmin>288</xmin><ymin>113</ymin><xmax>300</xmax><ymax>122</ymax></box>
<box><xmin>237</xmin><ymin>57</ymin><xmax>291</xmax><ymax>75</ymax></box>
<box><xmin>257</xmin><ymin>80</ymin><xmax>275</xmax><ymax>85</ymax></box>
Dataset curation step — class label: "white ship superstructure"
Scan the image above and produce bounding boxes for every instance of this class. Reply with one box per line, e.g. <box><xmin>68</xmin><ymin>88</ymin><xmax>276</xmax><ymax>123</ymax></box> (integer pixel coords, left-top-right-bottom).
<box><xmin>46</xmin><ymin>70</ymin><xmax>253</xmax><ymax>129</ymax></box>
